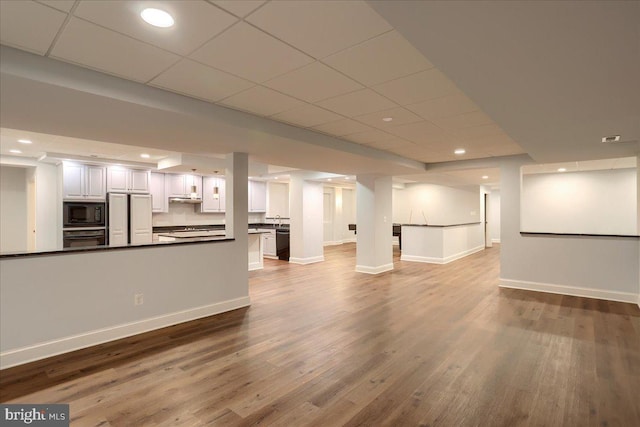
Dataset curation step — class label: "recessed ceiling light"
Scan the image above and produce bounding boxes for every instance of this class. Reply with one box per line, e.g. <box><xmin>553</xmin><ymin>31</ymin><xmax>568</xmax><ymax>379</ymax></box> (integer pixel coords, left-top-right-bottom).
<box><xmin>482</xmin><ymin>175</ymin><xmax>489</xmax><ymax>179</ymax></box>
<box><xmin>275</xmin><ymin>177</ymin><xmax>279</xmax><ymax>180</ymax></box>
<box><xmin>9</xmin><ymin>149</ymin><xmax>22</xmax><ymax>154</ymax></box>
<box><xmin>327</xmin><ymin>178</ymin><xmax>332</xmax><ymax>181</ymax></box>
<box><xmin>140</xmin><ymin>153</ymin><xmax>150</xmax><ymax>159</ymax></box>
<box><xmin>382</xmin><ymin>117</ymin><xmax>393</xmax><ymax>122</ymax></box>
<box><xmin>18</xmin><ymin>139</ymin><xmax>32</xmax><ymax>144</ymax></box>
<box><xmin>140</xmin><ymin>8</ymin><xmax>174</xmax><ymax>28</ymax></box>
<box><xmin>454</xmin><ymin>148</ymin><xmax>466</xmax><ymax>155</ymax></box>
<box><xmin>345</xmin><ymin>177</ymin><xmax>350</xmax><ymax>180</ymax></box>
<box><xmin>557</xmin><ymin>168</ymin><xmax>567</xmax><ymax>172</ymax></box>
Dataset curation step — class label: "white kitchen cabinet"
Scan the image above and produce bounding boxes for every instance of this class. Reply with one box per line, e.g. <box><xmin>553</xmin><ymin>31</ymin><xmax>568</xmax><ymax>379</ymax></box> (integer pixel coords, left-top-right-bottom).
<box><xmin>168</xmin><ymin>174</ymin><xmax>202</xmax><ymax>198</ymax></box>
<box><xmin>150</xmin><ymin>172</ymin><xmax>167</xmax><ymax>213</ymax></box>
<box><xmin>130</xmin><ymin>194</ymin><xmax>153</xmax><ymax>245</ymax></box>
<box><xmin>201</xmin><ymin>176</ymin><xmax>225</xmax><ymax>213</ymax></box>
<box><xmin>262</xmin><ymin>229</ymin><xmax>277</xmax><ymax>258</ymax></box>
<box><xmin>63</xmin><ymin>163</ymin><xmax>106</xmax><ymax>200</ymax></box>
<box><xmin>248</xmin><ymin>180</ymin><xmax>267</xmax><ymax>212</ymax></box>
<box><xmin>108</xmin><ymin>193</ymin><xmax>128</xmax><ymax>246</ymax></box>
<box><xmin>107</xmin><ymin>167</ymin><xmax>150</xmax><ymax>194</ymax></box>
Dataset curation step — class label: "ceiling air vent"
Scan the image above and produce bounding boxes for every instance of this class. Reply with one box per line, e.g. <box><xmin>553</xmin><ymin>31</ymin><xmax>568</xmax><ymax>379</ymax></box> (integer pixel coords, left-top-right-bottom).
<box><xmin>601</xmin><ymin>135</ymin><xmax>621</xmax><ymax>143</ymax></box>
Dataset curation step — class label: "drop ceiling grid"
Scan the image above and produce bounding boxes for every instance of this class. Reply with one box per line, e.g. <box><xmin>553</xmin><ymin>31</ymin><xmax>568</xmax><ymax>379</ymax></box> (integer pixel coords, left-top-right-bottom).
<box><xmin>1</xmin><ymin>0</ymin><xmax>524</xmax><ymax>163</ymax></box>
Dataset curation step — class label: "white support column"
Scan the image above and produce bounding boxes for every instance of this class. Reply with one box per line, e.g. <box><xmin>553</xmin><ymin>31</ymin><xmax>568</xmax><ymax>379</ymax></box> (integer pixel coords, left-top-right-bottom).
<box><xmin>289</xmin><ymin>173</ymin><xmax>324</xmax><ymax>264</ymax></box>
<box><xmin>225</xmin><ymin>152</ymin><xmax>248</xmax><ymax>243</ymax></box>
<box><xmin>355</xmin><ymin>175</ymin><xmax>393</xmax><ymax>274</ymax></box>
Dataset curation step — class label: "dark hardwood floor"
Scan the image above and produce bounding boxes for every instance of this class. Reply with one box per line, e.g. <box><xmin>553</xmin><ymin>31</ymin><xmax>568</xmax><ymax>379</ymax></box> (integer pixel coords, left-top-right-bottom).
<box><xmin>1</xmin><ymin>244</ymin><xmax>639</xmax><ymax>426</ymax></box>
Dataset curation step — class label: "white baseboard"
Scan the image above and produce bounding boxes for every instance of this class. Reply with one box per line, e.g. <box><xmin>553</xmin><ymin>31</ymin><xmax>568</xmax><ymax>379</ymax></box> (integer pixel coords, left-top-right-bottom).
<box><xmin>342</xmin><ymin>238</ymin><xmax>356</xmax><ymax>244</ymax></box>
<box><xmin>323</xmin><ymin>240</ymin><xmax>343</xmax><ymax>247</ymax></box>
<box><xmin>248</xmin><ymin>262</ymin><xmax>263</xmax><ymax>271</ymax></box>
<box><xmin>263</xmin><ymin>255</ymin><xmax>278</xmax><ymax>260</ymax></box>
<box><xmin>499</xmin><ymin>279</ymin><xmax>639</xmax><ymax>304</ymax></box>
<box><xmin>355</xmin><ymin>263</ymin><xmax>394</xmax><ymax>274</ymax></box>
<box><xmin>492</xmin><ymin>238</ymin><xmax>501</xmax><ymax>244</ymax></box>
<box><xmin>0</xmin><ymin>296</ymin><xmax>251</xmax><ymax>370</ymax></box>
<box><xmin>400</xmin><ymin>246</ymin><xmax>484</xmax><ymax>265</ymax></box>
<box><xmin>289</xmin><ymin>255</ymin><xmax>325</xmax><ymax>265</ymax></box>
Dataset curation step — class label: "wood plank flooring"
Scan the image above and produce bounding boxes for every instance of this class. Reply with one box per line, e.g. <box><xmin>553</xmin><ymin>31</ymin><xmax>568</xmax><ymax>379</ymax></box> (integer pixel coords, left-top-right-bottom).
<box><xmin>1</xmin><ymin>244</ymin><xmax>639</xmax><ymax>426</ymax></box>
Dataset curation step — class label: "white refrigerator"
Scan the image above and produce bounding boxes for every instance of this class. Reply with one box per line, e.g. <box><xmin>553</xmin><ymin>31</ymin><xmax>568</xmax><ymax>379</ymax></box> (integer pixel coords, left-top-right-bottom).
<box><xmin>108</xmin><ymin>193</ymin><xmax>153</xmax><ymax>246</ymax></box>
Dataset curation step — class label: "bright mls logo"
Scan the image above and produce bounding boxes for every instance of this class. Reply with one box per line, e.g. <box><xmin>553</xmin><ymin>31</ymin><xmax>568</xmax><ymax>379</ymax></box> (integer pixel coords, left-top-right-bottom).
<box><xmin>0</xmin><ymin>404</ymin><xmax>69</xmax><ymax>426</ymax></box>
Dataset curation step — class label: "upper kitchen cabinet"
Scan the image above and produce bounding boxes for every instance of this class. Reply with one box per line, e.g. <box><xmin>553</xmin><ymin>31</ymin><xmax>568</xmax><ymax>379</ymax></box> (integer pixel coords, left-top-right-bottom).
<box><xmin>107</xmin><ymin>167</ymin><xmax>150</xmax><ymax>194</ymax></box>
<box><xmin>248</xmin><ymin>180</ymin><xmax>267</xmax><ymax>213</ymax></box>
<box><xmin>63</xmin><ymin>163</ymin><xmax>106</xmax><ymax>200</ymax></box>
<box><xmin>201</xmin><ymin>176</ymin><xmax>225</xmax><ymax>213</ymax></box>
<box><xmin>168</xmin><ymin>174</ymin><xmax>202</xmax><ymax>198</ymax></box>
<box><xmin>150</xmin><ymin>172</ymin><xmax>168</xmax><ymax>213</ymax></box>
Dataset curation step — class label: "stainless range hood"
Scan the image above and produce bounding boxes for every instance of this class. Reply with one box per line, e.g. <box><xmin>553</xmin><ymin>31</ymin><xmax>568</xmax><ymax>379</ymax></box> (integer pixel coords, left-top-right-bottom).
<box><xmin>169</xmin><ymin>197</ymin><xmax>202</xmax><ymax>204</ymax></box>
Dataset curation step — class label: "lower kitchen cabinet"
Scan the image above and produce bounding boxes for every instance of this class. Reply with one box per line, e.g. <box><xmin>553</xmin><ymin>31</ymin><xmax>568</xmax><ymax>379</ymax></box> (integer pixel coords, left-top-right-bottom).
<box><xmin>262</xmin><ymin>229</ymin><xmax>277</xmax><ymax>258</ymax></box>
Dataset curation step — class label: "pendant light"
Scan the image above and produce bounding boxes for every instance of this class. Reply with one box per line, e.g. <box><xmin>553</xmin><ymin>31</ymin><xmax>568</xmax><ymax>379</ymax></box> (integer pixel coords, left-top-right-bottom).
<box><xmin>190</xmin><ymin>169</ymin><xmax>198</xmax><ymax>199</ymax></box>
<box><xmin>212</xmin><ymin>170</ymin><xmax>220</xmax><ymax>200</ymax></box>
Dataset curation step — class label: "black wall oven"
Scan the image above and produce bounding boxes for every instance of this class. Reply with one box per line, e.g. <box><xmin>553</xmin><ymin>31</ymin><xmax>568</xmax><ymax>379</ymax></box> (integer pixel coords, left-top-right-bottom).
<box><xmin>63</xmin><ymin>229</ymin><xmax>106</xmax><ymax>248</ymax></box>
<box><xmin>63</xmin><ymin>202</ymin><xmax>105</xmax><ymax>228</ymax></box>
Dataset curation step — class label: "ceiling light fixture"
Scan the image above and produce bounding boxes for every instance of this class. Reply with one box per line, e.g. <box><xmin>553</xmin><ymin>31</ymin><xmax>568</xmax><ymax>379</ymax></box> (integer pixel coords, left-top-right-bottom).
<box><xmin>482</xmin><ymin>175</ymin><xmax>489</xmax><ymax>179</ymax></box>
<box><xmin>9</xmin><ymin>149</ymin><xmax>21</xmax><ymax>154</ymax></box>
<box><xmin>18</xmin><ymin>139</ymin><xmax>32</xmax><ymax>144</ymax></box>
<box><xmin>327</xmin><ymin>178</ymin><xmax>332</xmax><ymax>181</ymax></box>
<box><xmin>140</xmin><ymin>153</ymin><xmax>150</xmax><ymax>159</ymax></box>
<box><xmin>382</xmin><ymin>117</ymin><xmax>393</xmax><ymax>122</ymax></box>
<box><xmin>454</xmin><ymin>148</ymin><xmax>466</xmax><ymax>155</ymax></box>
<box><xmin>557</xmin><ymin>168</ymin><xmax>567</xmax><ymax>172</ymax></box>
<box><xmin>140</xmin><ymin>8</ymin><xmax>174</xmax><ymax>28</ymax></box>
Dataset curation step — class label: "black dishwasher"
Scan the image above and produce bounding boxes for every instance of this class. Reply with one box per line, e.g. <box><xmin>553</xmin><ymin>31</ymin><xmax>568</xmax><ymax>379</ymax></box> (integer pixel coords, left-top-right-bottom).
<box><xmin>276</xmin><ymin>228</ymin><xmax>290</xmax><ymax>261</ymax></box>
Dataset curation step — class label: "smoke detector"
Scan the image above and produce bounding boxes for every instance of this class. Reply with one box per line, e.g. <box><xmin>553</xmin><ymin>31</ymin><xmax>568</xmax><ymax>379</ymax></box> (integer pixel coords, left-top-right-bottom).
<box><xmin>601</xmin><ymin>135</ymin><xmax>621</xmax><ymax>143</ymax></box>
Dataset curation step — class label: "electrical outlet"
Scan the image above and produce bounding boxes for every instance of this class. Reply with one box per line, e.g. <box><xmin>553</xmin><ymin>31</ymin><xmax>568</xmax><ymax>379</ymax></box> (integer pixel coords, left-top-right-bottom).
<box><xmin>134</xmin><ymin>293</ymin><xmax>144</xmax><ymax>306</ymax></box>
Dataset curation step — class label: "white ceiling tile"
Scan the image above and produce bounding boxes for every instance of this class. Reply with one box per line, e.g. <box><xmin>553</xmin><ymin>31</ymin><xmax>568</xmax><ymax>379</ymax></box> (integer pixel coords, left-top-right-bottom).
<box><xmin>263</xmin><ymin>62</ymin><xmax>363</xmax><ymax>103</ymax></box>
<box><xmin>73</xmin><ymin>1</ymin><xmax>237</xmax><ymax>56</ymax></box>
<box><xmin>311</xmin><ymin>119</ymin><xmax>373</xmax><ymax>137</ymax></box>
<box><xmin>366</xmin><ymin>137</ymin><xmax>416</xmax><ymax>151</ymax></box>
<box><xmin>429</xmin><ymin>110</ymin><xmax>494</xmax><ymax>130</ymax></box>
<box><xmin>219</xmin><ymin>86</ymin><xmax>305</xmax><ymax>117</ymax></box>
<box><xmin>272</xmin><ymin>104</ymin><xmax>344</xmax><ymax>128</ymax></box>
<box><xmin>51</xmin><ymin>18</ymin><xmax>180</xmax><ymax>82</ymax></box>
<box><xmin>37</xmin><ymin>0</ymin><xmax>75</xmax><ymax>13</ymax></box>
<box><xmin>246</xmin><ymin>0</ymin><xmax>392</xmax><ymax>58</ymax></box>
<box><xmin>323</xmin><ymin>31</ymin><xmax>432</xmax><ymax>86</ymax></box>
<box><xmin>211</xmin><ymin>0</ymin><xmax>266</xmax><ymax>18</ymax></box>
<box><xmin>386</xmin><ymin>120</ymin><xmax>447</xmax><ymax>144</ymax></box>
<box><xmin>345</xmin><ymin>129</ymin><xmax>397</xmax><ymax>145</ymax></box>
<box><xmin>316</xmin><ymin>89</ymin><xmax>397</xmax><ymax>117</ymax></box>
<box><xmin>373</xmin><ymin>68</ymin><xmax>461</xmax><ymax>105</ymax></box>
<box><xmin>406</xmin><ymin>94</ymin><xmax>478</xmax><ymax>120</ymax></box>
<box><xmin>0</xmin><ymin>1</ymin><xmax>67</xmax><ymax>55</ymax></box>
<box><xmin>190</xmin><ymin>22</ymin><xmax>314</xmax><ymax>83</ymax></box>
<box><xmin>353</xmin><ymin>107</ymin><xmax>422</xmax><ymax>130</ymax></box>
<box><xmin>149</xmin><ymin>59</ymin><xmax>254</xmax><ymax>102</ymax></box>
<box><xmin>452</xmin><ymin>124</ymin><xmax>506</xmax><ymax>141</ymax></box>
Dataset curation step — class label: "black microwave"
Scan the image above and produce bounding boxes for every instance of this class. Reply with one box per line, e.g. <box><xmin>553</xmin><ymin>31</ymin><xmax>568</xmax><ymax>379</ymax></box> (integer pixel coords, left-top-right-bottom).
<box><xmin>63</xmin><ymin>202</ymin><xmax>105</xmax><ymax>228</ymax></box>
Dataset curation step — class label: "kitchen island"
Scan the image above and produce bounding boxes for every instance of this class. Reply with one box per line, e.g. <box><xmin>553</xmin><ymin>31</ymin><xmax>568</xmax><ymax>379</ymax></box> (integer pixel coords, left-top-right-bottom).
<box><xmin>400</xmin><ymin>223</ymin><xmax>484</xmax><ymax>264</ymax></box>
<box><xmin>157</xmin><ymin>229</ymin><xmax>269</xmax><ymax>271</ymax></box>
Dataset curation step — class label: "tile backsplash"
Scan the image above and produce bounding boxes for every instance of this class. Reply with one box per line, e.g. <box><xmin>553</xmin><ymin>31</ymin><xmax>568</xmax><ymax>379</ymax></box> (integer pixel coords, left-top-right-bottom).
<box><xmin>152</xmin><ymin>203</ymin><xmax>265</xmax><ymax>226</ymax></box>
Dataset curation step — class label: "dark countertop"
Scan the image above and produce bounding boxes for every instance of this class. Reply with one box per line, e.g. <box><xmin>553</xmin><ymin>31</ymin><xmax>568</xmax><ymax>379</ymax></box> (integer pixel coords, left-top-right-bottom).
<box><xmin>0</xmin><ymin>237</ymin><xmax>235</xmax><ymax>259</ymax></box>
<box><xmin>521</xmin><ymin>231</ymin><xmax>639</xmax><ymax>238</ymax></box>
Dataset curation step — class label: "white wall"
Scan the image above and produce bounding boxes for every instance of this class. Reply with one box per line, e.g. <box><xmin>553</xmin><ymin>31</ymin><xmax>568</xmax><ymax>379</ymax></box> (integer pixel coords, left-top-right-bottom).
<box><xmin>152</xmin><ymin>204</ymin><xmax>264</xmax><ymax>226</ymax></box>
<box><xmin>152</xmin><ymin>203</ymin><xmax>225</xmax><ymax>226</ymax></box>
<box><xmin>342</xmin><ymin>187</ymin><xmax>356</xmax><ymax>242</ymax></box>
<box><xmin>521</xmin><ymin>168</ymin><xmax>637</xmax><ymax>235</ymax></box>
<box><xmin>0</xmin><ymin>240</ymin><xmax>249</xmax><ymax>368</ymax></box>
<box><xmin>267</xmin><ymin>181</ymin><xmax>289</xmax><ymax>218</ymax></box>
<box><xmin>489</xmin><ymin>190</ymin><xmax>501</xmax><ymax>243</ymax></box>
<box><xmin>392</xmin><ymin>183</ymin><xmax>480</xmax><ymax>225</ymax></box>
<box><xmin>0</xmin><ymin>158</ymin><xmax>59</xmax><ymax>251</ymax></box>
<box><xmin>0</xmin><ymin>166</ymin><xmax>28</xmax><ymax>253</ymax></box>
<box><xmin>500</xmin><ymin>159</ymin><xmax>639</xmax><ymax>303</ymax></box>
